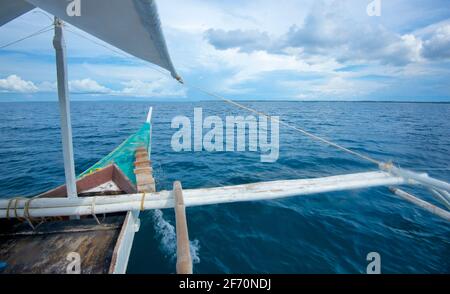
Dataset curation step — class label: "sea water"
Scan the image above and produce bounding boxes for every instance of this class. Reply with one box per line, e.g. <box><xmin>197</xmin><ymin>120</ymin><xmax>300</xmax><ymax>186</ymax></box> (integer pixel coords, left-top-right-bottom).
<box><xmin>0</xmin><ymin>101</ymin><xmax>449</xmax><ymax>273</ymax></box>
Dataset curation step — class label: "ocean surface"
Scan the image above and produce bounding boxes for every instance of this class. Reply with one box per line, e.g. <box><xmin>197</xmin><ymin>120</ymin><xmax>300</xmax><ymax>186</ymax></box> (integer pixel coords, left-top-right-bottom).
<box><xmin>0</xmin><ymin>101</ymin><xmax>449</xmax><ymax>273</ymax></box>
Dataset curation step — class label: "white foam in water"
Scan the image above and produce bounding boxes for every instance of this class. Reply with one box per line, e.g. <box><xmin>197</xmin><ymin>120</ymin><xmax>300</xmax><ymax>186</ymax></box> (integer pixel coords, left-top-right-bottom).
<box><xmin>152</xmin><ymin>209</ymin><xmax>200</xmax><ymax>264</ymax></box>
<box><xmin>190</xmin><ymin>239</ymin><xmax>201</xmax><ymax>264</ymax></box>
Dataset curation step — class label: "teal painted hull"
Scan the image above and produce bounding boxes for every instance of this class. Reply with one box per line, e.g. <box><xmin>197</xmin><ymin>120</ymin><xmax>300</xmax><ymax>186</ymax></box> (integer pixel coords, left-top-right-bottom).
<box><xmin>78</xmin><ymin>122</ymin><xmax>151</xmax><ymax>185</ymax></box>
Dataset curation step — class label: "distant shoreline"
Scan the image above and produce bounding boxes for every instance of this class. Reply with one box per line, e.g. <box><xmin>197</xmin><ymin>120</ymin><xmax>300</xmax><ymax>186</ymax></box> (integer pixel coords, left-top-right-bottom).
<box><xmin>1</xmin><ymin>100</ymin><xmax>450</xmax><ymax>104</ymax></box>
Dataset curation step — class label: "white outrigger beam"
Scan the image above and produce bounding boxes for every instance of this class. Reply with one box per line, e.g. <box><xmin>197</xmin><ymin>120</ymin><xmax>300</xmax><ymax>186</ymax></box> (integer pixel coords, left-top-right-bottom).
<box><xmin>380</xmin><ymin>163</ymin><xmax>450</xmax><ymax>193</ymax></box>
<box><xmin>2</xmin><ymin>170</ymin><xmax>449</xmax><ymax>222</ymax></box>
<box><xmin>53</xmin><ymin>17</ymin><xmax>77</xmax><ymax>200</ymax></box>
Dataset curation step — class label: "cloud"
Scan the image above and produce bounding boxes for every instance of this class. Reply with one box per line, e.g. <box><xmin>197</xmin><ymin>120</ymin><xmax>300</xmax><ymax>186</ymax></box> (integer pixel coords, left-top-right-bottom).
<box><xmin>204</xmin><ymin>1</ymin><xmax>423</xmax><ymax>66</ymax></box>
<box><xmin>37</xmin><ymin>81</ymin><xmax>57</xmax><ymax>92</ymax></box>
<box><xmin>421</xmin><ymin>22</ymin><xmax>450</xmax><ymax>60</ymax></box>
<box><xmin>283</xmin><ymin>10</ymin><xmax>422</xmax><ymax>66</ymax></box>
<box><xmin>204</xmin><ymin>29</ymin><xmax>274</xmax><ymax>53</ymax></box>
<box><xmin>0</xmin><ymin>76</ymin><xmax>111</xmax><ymax>94</ymax></box>
<box><xmin>65</xmin><ymin>77</ymin><xmax>186</xmax><ymax>98</ymax></box>
<box><xmin>0</xmin><ymin>74</ymin><xmax>187</xmax><ymax>98</ymax></box>
<box><xmin>1</xmin><ymin>1</ymin><xmax>450</xmax><ymax>102</ymax></box>
<box><xmin>69</xmin><ymin>78</ymin><xmax>111</xmax><ymax>94</ymax></box>
<box><xmin>0</xmin><ymin>75</ymin><xmax>38</xmax><ymax>93</ymax></box>
<box><xmin>280</xmin><ymin>70</ymin><xmax>387</xmax><ymax>100</ymax></box>
<box><xmin>120</xmin><ymin>77</ymin><xmax>186</xmax><ymax>98</ymax></box>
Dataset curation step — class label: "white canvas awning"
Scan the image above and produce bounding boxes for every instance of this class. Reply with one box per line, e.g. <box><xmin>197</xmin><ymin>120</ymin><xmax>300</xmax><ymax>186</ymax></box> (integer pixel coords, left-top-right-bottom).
<box><xmin>0</xmin><ymin>0</ymin><xmax>180</xmax><ymax>79</ymax></box>
<box><xmin>0</xmin><ymin>0</ymin><xmax>35</xmax><ymax>26</ymax></box>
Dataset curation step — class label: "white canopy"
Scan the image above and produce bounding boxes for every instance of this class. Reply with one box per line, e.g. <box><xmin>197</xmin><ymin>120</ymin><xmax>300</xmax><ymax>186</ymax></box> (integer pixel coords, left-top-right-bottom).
<box><xmin>0</xmin><ymin>0</ymin><xmax>180</xmax><ymax>80</ymax></box>
<box><xmin>0</xmin><ymin>0</ymin><xmax>34</xmax><ymax>26</ymax></box>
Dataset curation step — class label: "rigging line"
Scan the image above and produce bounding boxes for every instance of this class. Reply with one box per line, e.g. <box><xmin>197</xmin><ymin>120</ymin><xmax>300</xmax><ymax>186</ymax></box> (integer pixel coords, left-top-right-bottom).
<box><xmin>187</xmin><ymin>84</ymin><xmax>382</xmax><ymax>166</ymax></box>
<box><xmin>32</xmin><ymin>10</ymin><xmax>54</xmax><ymax>23</ymax></box>
<box><xmin>0</xmin><ymin>25</ymin><xmax>54</xmax><ymax>50</ymax></box>
<box><xmin>65</xmin><ymin>27</ymin><xmax>128</xmax><ymax>58</ymax></box>
<box><xmin>63</xmin><ymin>26</ymin><xmax>383</xmax><ymax>166</ymax></box>
<box><xmin>65</xmin><ymin>27</ymin><xmax>172</xmax><ymax>77</ymax></box>
<box><xmin>65</xmin><ymin>27</ymin><xmax>171</xmax><ymax>76</ymax></box>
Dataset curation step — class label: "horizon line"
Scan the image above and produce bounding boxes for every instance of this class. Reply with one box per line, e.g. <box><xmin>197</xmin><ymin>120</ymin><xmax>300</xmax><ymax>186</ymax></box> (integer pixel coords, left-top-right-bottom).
<box><xmin>1</xmin><ymin>99</ymin><xmax>450</xmax><ymax>104</ymax></box>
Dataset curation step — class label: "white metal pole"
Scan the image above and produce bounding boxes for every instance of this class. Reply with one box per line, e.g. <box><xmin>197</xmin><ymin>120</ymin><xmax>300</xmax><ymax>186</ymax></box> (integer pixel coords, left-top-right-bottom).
<box><xmin>53</xmin><ymin>17</ymin><xmax>77</xmax><ymax>200</ymax></box>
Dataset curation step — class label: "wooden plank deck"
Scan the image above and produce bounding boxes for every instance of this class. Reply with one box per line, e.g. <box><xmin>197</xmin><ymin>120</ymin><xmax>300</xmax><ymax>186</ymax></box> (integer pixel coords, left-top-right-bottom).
<box><xmin>0</xmin><ymin>157</ymin><xmax>143</xmax><ymax>274</ymax></box>
<box><xmin>0</xmin><ymin>215</ymin><xmax>125</xmax><ymax>274</ymax></box>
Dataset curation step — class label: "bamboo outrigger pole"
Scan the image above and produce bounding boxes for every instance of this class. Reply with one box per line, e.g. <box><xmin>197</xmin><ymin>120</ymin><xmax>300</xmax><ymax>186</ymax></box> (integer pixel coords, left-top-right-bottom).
<box><xmin>390</xmin><ymin>187</ymin><xmax>450</xmax><ymax>222</ymax></box>
<box><xmin>53</xmin><ymin>17</ymin><xmax>77</xmax><ymax>200</ymax></box>
<box><xmin>173</xmin><ymin>181</ymin><xmax>193</xmax><ymax>274</ymax></box>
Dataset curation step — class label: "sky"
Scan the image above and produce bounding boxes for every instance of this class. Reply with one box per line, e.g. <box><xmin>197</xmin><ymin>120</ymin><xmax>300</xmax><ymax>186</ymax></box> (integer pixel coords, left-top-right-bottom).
<box><xmin>0</xmin><ymin>0</ymin><xmax>450</xmax><ymax>102</ymax></box>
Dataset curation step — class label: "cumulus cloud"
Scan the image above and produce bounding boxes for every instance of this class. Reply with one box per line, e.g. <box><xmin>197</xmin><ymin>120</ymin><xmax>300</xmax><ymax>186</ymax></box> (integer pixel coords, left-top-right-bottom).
<box><xmin>66</xmin><ymin>77</ymin><xmax>186</xmax><ymax>98</ymax></box>
<box><xmin>37</xmin><ymin>81</ymin><xmax>57</xmax><ymax>92</ymax></box>
<box><xmin>204</xmin><ymin>2</ymin><xmax>423</xmax><ymax>66</ymax></box>
<box><xmin>421</xmin><ymin>22</ymin><xmax>450</xmax><ymax>60</ymax></box>
<box><xmin>0</xmin><ymin>74</ymin><xmax>186</xmax><ymax>98</ymax></box>
<box><xmin>204</xmin><ymin>29</ymin><xmax>274</xmax><ymax>53</ymax></box>
<box><xmin>0</xmin><ymin>75</ymin><xmax>38</xmax><ymax>93</ymax></box>
<box><xmin>120</xmin><ymin>77</ymin><xmax>186</xmax><ymax>97</ymax></box>
<box><xmin>69</xmin><ymin>78</ymin><xmax>111</xmax><ymax>94</ymax></box>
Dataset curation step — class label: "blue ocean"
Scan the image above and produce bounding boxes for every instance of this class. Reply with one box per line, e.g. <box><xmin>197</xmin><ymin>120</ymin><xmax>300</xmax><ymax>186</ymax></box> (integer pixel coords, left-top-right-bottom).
<box><xmin>0</xmin><ymin>101</ymin><xmax>449</xmax><ymax>273</ymax></box>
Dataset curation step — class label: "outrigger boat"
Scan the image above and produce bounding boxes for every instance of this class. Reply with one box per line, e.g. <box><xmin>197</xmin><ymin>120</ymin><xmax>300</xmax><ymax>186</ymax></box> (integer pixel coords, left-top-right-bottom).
<box><xmin>0</xmin><ymin>0</ymin><xmax>449</xmax><ymax>274</ymax></box>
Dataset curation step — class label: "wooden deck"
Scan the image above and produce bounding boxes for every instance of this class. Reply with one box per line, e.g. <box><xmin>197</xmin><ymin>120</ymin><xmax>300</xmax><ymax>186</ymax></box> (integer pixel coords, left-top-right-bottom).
<box><xmin>0</xmin><ymin>162</ymin><xmax>143</xmax><ymax>274</ymax></box>
<box><xmin>0</xmin><ymin>214</ymin><xmax>125</xmax><ymax>274</ymax></box>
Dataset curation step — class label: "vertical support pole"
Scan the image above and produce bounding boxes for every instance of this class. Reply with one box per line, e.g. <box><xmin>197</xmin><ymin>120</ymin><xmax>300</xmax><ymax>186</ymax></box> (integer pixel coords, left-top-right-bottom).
<box><xmin>53</xmin><ymin>17</ymin><xmax>78</xmax><ymax>200</ymax></box>
<box><xmin>173</xmin><ymin>181</ymin><xmax>193</xmax><ymax>274</ymax></box>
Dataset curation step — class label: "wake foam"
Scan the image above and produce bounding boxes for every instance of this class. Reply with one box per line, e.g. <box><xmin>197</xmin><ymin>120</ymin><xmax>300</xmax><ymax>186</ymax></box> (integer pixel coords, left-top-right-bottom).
<box><xmin>152</xmin><ymin>209</ymin><xmax>200</xmax><ymax>264</ymax></box>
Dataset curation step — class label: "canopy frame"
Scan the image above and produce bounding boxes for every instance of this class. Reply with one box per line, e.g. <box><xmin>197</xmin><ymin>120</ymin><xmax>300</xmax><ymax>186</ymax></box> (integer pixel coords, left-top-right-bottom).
<box><xmin>53</xmin><ymin>17</ymin><xmax>77</xmax><ymax>200</ymax></box>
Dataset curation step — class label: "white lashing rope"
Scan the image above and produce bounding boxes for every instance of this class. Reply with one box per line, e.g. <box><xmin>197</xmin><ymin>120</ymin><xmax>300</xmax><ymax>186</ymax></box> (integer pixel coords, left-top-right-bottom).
<box><xmin>91</xmin><ymin>197</ymin><xmax>101</xmax><ymax>225</ymax></box>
